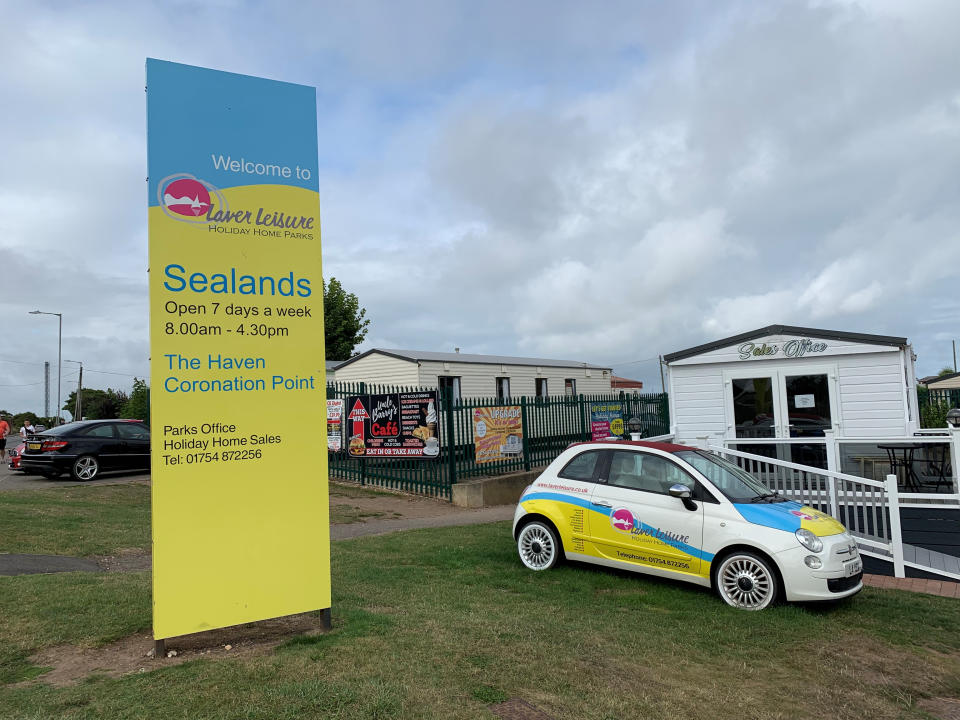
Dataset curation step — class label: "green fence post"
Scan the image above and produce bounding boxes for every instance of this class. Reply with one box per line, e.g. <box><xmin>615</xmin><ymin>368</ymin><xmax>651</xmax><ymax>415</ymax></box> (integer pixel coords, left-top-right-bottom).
<box><xmin>359</xmin><ymin>381</ymin><xmax>367</xmax><ymax>487</ymax></box>
<box><xmin>579</xmin><ymin>394</ymin><xmax>588</xmax><ymax>441</ymax></box>
<box><xmin>521</xmin><ymin>396</ymin><xmax>531</xmax><ymax>472</ymax></box>
<box><xmin>659</xmin><ymin>393</ymin><xmax>670</xmax><ymax>435</ymax></box>
<box><xmin>445</xmin><ymin>390</ymin><xmax>457</xmax><ymax>490</ymax></box>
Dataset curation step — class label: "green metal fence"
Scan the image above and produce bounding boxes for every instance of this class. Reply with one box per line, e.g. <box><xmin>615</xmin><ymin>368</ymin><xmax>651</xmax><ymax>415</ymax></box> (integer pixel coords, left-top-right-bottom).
<box><xmin>327</xmin><ymin>382</ymin><xmax>670</xmax><ymax>499</ymax></box>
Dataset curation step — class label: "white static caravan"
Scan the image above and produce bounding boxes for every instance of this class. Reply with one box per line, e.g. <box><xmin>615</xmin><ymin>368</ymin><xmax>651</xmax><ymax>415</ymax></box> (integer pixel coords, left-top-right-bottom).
<box><xmin>333</xmin><ymin>349</ymin><xmax>613</xmax><ymax>400</ymax></box>
<box><xmin>663</xmin><ymin>325</ymin><xmax>919</xmax><ymax>456</ymax></box>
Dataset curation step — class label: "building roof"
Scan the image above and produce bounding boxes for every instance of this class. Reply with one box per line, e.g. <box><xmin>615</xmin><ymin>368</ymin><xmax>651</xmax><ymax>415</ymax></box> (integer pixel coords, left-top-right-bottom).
<box><xmin>325</xmin><ymin>361</ymin><xmax>343</xmax><ymax>372</ymax></box>
<box><xmin>663</xmin><ymin>325</ymin><xmax>908</xmax><ymax>364</ymax></box>
<box><xmin>336</xmin><ymin>348</ymin><xmax>611</xmax><ymax>371</ymax></box>
<box><xmin>926</xmin><ymin>371</ymin><xmax>960</xmax><ymax>386</ymax></box>
<box><xmin>611</xmin><ymin>375</ymin><xmax>644</xmax><ymax>388</ymax></box>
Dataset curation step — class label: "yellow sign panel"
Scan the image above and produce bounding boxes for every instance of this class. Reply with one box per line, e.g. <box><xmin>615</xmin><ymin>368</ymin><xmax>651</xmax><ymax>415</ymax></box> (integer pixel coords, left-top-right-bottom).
<box><xmin>474</xmin><ymin>406</ymin><xmax>523</xmax><ymax>464</ymax></box>
<box><xmin>147</xmin><ymin>60</ymin><xmax>329</xmax><ymax>640</ymax></box>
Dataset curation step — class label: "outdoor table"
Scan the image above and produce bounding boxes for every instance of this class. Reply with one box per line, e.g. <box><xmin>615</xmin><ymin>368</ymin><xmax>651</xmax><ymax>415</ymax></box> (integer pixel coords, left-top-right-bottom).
<box><xmin>878</xmin><ymin>444</ymin><xmax>924</xmax><ymax>492</ymax></box>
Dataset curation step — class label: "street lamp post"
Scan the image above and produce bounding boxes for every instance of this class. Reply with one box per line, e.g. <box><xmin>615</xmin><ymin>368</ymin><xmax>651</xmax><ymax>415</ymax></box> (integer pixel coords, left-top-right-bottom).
<box><xmin>29</xmin><ymin>310</ymin><xmax>62</xmax><ymax>425</ymax></box>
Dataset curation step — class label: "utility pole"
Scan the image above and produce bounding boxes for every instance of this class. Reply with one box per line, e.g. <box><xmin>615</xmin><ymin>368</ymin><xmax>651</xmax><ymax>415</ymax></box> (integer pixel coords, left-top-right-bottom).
<box><xmin>953</xmin><ymin>340</ymin><xmax>957</xmax><ymax>372</ymax></box>
<box><xmin>65</xmin><ymin>360</ymin><xmax>83</xmax><ymax>421</ymax></box>
<box><xmin>658</xmin><ymin>355</ymin><xmax>665</xmax><ymax>393</ymax></box>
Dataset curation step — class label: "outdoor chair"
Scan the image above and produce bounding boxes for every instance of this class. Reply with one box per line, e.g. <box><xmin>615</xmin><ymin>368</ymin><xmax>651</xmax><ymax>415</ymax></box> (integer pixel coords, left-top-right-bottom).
<box><xmin>915</xmin><ymin>443</ymin><xmax>952</xmax><ymax>492</ymax></box>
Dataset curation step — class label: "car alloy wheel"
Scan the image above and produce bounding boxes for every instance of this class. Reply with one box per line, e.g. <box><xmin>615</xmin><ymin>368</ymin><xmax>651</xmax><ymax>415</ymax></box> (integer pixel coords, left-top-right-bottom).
<box><xmin>73</xmin><ymin>456</ymin><xmax>100</xmax><ymax>481</ymax></box>
<box><xmin>716</xmin><ymin>553</ymin><xmax>777</xmax><ymax>610</ymax></box>
<box><xmin>517</xmin><ymin>521</ymin><xmax>560</xmax><ymax>571</ymax></box>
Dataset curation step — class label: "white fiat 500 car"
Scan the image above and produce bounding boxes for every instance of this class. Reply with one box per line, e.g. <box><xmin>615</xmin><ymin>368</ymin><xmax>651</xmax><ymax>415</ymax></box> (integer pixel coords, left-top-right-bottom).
<box><xmin>513</xmin><ymin>441</ymin><xmax>862</xmax><ymax>610</ymax></box>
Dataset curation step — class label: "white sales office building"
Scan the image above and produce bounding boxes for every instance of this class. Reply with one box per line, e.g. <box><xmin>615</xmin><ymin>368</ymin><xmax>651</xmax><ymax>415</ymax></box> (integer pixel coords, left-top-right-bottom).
<box><xmin>664</xmin><ymin>325</ymin><xmax>960</xmax><ymax>579</ymax></box>
<box><xmin>664</xmin><ymin>325</ymin><xmax>920</xmax><ymax>454</ymax></box>
<box><xmin>663</xmin><ymin>325</ymin><xmax>959</xmax><ymax>492</ymax></box>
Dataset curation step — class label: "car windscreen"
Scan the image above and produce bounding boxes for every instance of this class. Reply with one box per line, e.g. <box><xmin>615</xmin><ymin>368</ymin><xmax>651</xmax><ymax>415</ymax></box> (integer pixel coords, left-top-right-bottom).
<box><xmin>674</xmin><ymin>450</ymin><xmax>775</xmax><ymax>502</ymax></box>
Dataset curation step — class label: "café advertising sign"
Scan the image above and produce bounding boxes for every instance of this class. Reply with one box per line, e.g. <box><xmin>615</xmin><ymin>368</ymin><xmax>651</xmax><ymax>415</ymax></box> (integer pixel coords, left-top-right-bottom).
<box><xmin>474</xmin><ymin>406</ymin><xmax>523</xmax><ymax>464</ymax></box>
<box><xmin>147</xmin><ymin>60</ymin><xmax>329</xmax><ymax>640</ymax></box>
<box><xmin>345</xmin><ymin>391</ymin><xmax>440</xmax><ymax>458</ymax></box>
<box><xmin>590</xmin><ymin>402</ymin><xmax>624</xmax><ymax>440</ymax></box>
<box><xmin>327</xmin><ymin>399</ymin><xmax>344</xmax><ymax>451</ymax></box>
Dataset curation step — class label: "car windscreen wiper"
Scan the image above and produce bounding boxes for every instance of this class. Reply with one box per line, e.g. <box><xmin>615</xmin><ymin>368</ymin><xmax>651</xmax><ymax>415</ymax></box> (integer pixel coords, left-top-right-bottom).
<box><xmin>748</xmin><ymin>491</ymin><xmax>779</xmax><ymax>503</ymax></box>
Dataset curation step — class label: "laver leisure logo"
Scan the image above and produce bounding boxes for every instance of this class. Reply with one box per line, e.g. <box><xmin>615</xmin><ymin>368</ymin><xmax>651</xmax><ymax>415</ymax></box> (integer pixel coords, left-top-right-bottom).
<box><xmin>611</xmin><ymin>507</ymin><xmax>637</xmax><ymax>533</ymax></box>
<box><xmin>164</xmin><ymin>178</ymin><xmax>211</xmax><ymax>217</ymax></box>
<box><xmin>156</xmin><ymin>171</ymin><xmax>315</xmax><ymax>239</ymax></box>
<box><xmin>158</xmin><ymin>173</ymin><xmax>228</xmax><ymax>224</ymax></box>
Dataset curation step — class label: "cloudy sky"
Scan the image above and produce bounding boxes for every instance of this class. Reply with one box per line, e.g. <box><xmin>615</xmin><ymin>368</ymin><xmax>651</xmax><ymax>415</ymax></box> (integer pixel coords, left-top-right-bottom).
<box><xmin>1</xmin><ymin>0</ymin><xmax>958</xmax><ymax>415</ymax></box>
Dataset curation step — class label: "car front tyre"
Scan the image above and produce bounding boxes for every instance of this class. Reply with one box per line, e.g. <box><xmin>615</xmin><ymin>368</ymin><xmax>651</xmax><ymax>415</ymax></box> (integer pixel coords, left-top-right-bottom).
<box><xmin>715</xmin><ymin>552</ymin><xmax>778</xmax><ymax>611</ymax></box>
<box><xmin>517</xmin><ymin>521</ymin><xmax>561</xmax><ymax>571</ymax></box>
<box><xmin>72</xmin><ymin>455</ymin><xmax>100</xmax><ymax>481</ymax></box>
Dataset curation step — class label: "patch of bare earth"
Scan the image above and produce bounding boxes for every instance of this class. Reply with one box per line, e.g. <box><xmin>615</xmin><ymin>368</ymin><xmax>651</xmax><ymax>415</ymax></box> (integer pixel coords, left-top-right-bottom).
<box><xmin>920</xmin><ymin>698</ymin><xmax>960</xmax><ymax>720</ymax></box>
<box><xmin>23</xmin><ymin>612</ymin><xmax>323</xmax><ymax>687</ymax></box>
<box><xmin>94</xmin><ymin>548</ymin><xmax>151</xmax><ymax>572</ymax></box>
<box><xmin>329</xmin><ymin>481</ymin><xmax>461</xmax><ymax>521</ymax></box>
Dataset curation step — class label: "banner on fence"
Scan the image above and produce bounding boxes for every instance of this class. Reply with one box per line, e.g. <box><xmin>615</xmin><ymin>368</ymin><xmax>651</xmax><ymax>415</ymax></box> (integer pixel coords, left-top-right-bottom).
<box><xmin>345</xmin><ymin>391</ymin><xmax>440</xmax><ymax>457</ymax></box>
<box><xmin>474</xmin><ymin>405</ymin><xmax>523</xmax><ymax>464</ymax></box>
<box><xmin>327</xmin><ymin>399</ymin><xmax>344</xmax><ymax>451</ymax></box>
<box><xmin>147</xmin><ymin>59</ymin><xmax>329</xmax><ymax>641</ymax></box>
<box><xmin>590</xmin><ymin>402</ymin><xmax>624</xmax><ymax>440</ymax></box>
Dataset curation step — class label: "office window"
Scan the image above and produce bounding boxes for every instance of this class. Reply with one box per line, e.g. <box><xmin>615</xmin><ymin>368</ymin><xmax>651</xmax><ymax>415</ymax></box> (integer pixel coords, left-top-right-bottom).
<box><xmin>535</xmin><ymin>378</ymin><xmax>548</xmax><ymax>398</ymax></box>
<box><xmin>496</xmin><ymin>377</ymin><xmax>511</xmax><ymax>400</ymax></box>
<box><xmin>438</xmin><ymin>376</ymin><xmax>461</xmax><ymax>403</ymax></box>
<box><xmin>565</xmin><ymin>378</ymin><xmax>576</xmax><ymax>396</ymax></box>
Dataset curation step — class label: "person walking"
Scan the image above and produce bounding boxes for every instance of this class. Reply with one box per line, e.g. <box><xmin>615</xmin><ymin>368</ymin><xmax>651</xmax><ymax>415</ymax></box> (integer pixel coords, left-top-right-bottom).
<box><xmin>0</xmin><ymin>415</ymin><xmax>10</xmax><ymax>462</ymax></box>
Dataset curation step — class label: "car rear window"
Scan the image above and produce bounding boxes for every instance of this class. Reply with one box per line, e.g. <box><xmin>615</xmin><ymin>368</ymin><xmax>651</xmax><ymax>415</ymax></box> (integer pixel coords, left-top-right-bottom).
<box><xmin>558</xmin><ymin>450</ymin><xmax>603</xmax><ymax>482</ymax></box>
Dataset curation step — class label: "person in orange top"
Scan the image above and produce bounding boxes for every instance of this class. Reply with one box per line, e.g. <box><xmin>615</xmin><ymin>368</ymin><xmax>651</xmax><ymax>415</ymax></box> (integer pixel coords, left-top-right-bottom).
<box><xmin>0</xmin><ymin>415</ymin><xmax>10</xmax><ymax>462</ymax></box>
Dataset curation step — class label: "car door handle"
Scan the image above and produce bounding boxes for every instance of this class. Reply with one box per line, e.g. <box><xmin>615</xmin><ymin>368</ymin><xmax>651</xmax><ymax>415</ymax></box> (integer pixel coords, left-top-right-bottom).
<box><xmin>592</xmin><ymin>500</ymin><xmax>612</xmax><ymax>508</ymax></box>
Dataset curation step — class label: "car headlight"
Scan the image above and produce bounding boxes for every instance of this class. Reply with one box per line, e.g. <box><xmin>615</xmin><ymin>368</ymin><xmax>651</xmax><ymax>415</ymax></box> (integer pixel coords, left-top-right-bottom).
<box><xmin>795</xmin><ymin>528</ymin><xmax>823</xmax><ymax>553</ymax></box>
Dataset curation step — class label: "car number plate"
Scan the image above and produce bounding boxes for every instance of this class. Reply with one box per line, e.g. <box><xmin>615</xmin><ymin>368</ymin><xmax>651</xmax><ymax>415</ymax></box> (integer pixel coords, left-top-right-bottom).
<box><xmin>27</xmin><ymin>442</ymin><xmax>41</xmax><ymax>451</ymax></box>
<box><xmin>844</xmin><ymin>559</ymin><xmax>862</xmax><ymax>577</ymax></box>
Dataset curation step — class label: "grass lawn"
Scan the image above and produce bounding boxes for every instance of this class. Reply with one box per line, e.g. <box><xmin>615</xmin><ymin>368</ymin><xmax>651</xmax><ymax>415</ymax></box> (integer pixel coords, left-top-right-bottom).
<box><xmin>0</xmin><ymin>483</ymin><xmax>151</xmax><ymax>556</ymax></box>
<box><xmin>1</xmin><ymin>521</ymin><xmax>959</xmax><ymax>719</ymax></box>
<box><xmin>0</xmin><ymin>481</ymin><xmax>401</xmax><ymax>558</ymax></box>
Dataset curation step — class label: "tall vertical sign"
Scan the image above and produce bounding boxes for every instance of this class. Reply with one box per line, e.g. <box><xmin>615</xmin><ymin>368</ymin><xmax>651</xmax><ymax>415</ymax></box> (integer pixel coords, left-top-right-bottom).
<box><xmin>146</xmin><ymin>59</ymin><xmax>329</xmax><ymax>640</ymax></box>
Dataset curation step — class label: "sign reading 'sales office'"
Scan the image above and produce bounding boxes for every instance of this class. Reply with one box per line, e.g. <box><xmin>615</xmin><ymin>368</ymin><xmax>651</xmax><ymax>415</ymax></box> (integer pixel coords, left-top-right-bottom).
<box><xmin>146</xmin><ymin>59</ymin><xmax>329</xmax><ymax>640</ymax></box>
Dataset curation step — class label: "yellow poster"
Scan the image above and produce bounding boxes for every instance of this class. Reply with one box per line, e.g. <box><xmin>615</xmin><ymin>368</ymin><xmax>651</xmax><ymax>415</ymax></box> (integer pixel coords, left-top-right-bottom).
<box><xmin>146</xmin><ymin>59</ymin><xmax>329</xmax><ymax>640</ymax></box>
<box><xmin>474</xmin><ymin>406</ymin><xmax>523</xmax><ymax>464</ymax></box>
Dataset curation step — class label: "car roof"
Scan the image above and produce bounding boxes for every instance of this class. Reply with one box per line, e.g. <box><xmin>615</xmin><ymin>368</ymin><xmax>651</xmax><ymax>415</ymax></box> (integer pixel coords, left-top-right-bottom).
<box><xmin>567</xmin><ymin>440</ymin><xmax>695</xmax><ymax>453</ymax></box>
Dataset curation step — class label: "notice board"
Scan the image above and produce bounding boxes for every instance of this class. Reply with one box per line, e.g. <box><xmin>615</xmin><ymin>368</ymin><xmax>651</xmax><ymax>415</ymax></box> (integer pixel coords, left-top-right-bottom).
<box><xmin>146</xmin><ymin>59</ymin><xmax>329</xmax><ymax>640</ymax></box>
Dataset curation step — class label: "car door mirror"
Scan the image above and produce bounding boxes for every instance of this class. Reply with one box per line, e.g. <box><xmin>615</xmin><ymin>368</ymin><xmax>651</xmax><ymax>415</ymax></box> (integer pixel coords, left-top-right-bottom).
<box><xmin>668</xmin><ymin>484</ymin><xmax>692</xmax><ymax>499</ymax></box>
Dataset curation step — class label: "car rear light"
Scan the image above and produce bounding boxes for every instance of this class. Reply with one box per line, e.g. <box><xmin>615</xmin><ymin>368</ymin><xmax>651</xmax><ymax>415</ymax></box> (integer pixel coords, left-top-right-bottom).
<box><xmin>41</xmin><ymin>440</ymin><xmax>68</xmax><ymax>451</ymax></box>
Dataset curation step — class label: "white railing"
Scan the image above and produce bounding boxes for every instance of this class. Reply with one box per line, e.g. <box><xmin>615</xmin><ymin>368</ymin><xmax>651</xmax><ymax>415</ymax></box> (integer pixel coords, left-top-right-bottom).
<box><xmin>706</xmin><ymin>442</ymin><xmax>906</xmax><ymax>577</ymax></box>
<box><xmin>643</xmin><ymin>432</ymin><xmax>675</xmax><ymax>443</ymax></box>
<box><xmin>719</xmin><ymin>426</ymin><xmax>960</xmax><ymax>500</ymax></box>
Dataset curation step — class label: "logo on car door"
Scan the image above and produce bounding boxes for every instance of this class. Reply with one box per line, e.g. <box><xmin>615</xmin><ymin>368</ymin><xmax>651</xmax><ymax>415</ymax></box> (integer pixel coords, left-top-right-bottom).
<box><xmin>610</xmin><ymin>508</ymin><xmax>638</xmax><ymax>533</ymax></box>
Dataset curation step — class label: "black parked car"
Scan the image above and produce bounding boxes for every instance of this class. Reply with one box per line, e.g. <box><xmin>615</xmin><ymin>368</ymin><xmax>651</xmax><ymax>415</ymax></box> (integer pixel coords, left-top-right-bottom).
<box><xmin>20</xmin><ymin>420</ymin><xmax>150</xmax><ymax>481</ymax></box>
